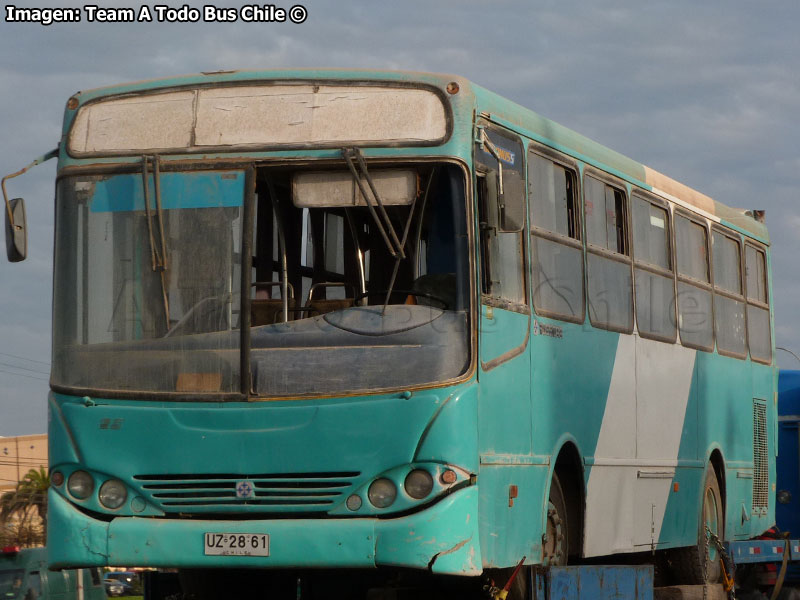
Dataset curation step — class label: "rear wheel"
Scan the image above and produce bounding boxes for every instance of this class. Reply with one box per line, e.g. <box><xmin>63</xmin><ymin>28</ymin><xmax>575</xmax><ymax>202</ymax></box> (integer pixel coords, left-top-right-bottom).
<box><xmin>672</xmin><ymin>467</ymin><xmax>723</xmax><ymax>584</ymax></box>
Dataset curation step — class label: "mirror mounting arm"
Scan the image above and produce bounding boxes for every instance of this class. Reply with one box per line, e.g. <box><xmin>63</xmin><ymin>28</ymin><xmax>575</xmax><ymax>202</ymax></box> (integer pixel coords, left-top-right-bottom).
<box><xmin>2</xmin><ymin>147</ymin><xmax>58</xmax><ymax>227</ymax></box>
<box><xmin>3</xmin><ymin>147</ymin><xmax>58</xmax><ymax>262</ymax></box>
<box><xmin>478</xmin><ymin>128</ymin><xmax>504</xmax><ymax>196</ymax></box>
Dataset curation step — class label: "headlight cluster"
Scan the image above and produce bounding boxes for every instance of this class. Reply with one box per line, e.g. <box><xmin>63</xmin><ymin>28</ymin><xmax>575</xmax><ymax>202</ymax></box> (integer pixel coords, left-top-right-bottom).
<box><xmin>54</xmin><ymin>469</ymin><xmax>128</xmax><ymax>510</ymax></box>
<box><xmin>404</xmin><ymin>469</ymin><xmax>434</xmax><ymax>499</ymax></box>
<box><xmin>345</xmin><ymin>466</ymin><xmax>459</xmax><ymax>512</ymax></box>
<box><xmin>367</xmin><ymin>478</ymin><xmax>397</xmax><ymax>508</ymax></box>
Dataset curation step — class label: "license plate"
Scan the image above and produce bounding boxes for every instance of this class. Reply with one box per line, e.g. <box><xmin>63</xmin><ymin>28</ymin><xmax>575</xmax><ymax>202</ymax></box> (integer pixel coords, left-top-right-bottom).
<box><xmin>204</xmin><ymin>533</ymin><xmax>270</xmax><ymax>556</ymax></box>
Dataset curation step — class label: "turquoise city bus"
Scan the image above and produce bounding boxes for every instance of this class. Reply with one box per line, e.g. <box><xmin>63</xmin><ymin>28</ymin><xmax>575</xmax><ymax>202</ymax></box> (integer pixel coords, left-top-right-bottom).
<box><xmin>3</xmin><ymin>70</ymin><xmax>775</xmax><ymax>598</ymax></box>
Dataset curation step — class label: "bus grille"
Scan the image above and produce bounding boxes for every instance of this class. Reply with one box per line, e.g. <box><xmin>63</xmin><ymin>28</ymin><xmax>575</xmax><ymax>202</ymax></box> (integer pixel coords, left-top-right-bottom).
<box><xmin>133</xmin><ymin>471</ymin><xmax>360</xmax><ymax>514</ymax></box>
<box><xmin>753</xmin><ymin>402</ymin><xmax>768</xmax><ymax>510</ymax></box>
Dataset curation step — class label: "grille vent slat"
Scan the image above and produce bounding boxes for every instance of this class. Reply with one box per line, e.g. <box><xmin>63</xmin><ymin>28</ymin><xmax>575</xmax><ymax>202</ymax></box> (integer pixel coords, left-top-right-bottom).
<box><xmin>753</xmin><ymin>402</ymin><xmax>768</xmax><ymax>510</ymax></box>
<box><xmin>134</xmin><ymin>471</ymin><xmax>359</xmax><ymax>514</ymax></box>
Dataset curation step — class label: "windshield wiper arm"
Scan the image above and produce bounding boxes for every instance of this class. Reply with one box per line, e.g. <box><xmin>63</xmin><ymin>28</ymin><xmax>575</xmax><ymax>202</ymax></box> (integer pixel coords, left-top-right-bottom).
<box><xmin>142</xmin><ymin>155</ymin><xmax>170</xmax><ymax>330</ymax></box>
<box><xmin>342</xmin><ymin>147</ymin><xmax>404</xmax><ymax>259</ymax></box>
<box><xmin>381</xmin><ymin>168</ymin><xmax>433</xmax><ymax>313</ymax></box>
<box><xmin>264</xmin><ymin>176</ymin><xmax>290</xmax><ymax>323</ymax></box>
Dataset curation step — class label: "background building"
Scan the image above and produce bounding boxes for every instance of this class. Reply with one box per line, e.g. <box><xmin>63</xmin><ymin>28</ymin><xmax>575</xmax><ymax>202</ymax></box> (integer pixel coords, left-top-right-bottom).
<box><xmin>0</xmin><ymin>434</ymin><xmax>47</xmax><ymax>493</ymax></box>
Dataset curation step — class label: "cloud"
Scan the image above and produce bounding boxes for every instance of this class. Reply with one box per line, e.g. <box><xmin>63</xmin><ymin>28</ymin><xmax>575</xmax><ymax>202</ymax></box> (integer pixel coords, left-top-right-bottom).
<box><xmin>1</xmin><ymin>0</ymin><xmax>799</xmax><ymax>432</ymax></box>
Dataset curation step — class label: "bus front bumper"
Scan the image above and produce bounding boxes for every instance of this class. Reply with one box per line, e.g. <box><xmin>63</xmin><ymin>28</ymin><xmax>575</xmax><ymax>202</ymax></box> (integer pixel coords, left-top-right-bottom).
<box><xmin>47</xmin><ymin>486</ymin><xmax>481</xmax><ymax>575</ymax></box>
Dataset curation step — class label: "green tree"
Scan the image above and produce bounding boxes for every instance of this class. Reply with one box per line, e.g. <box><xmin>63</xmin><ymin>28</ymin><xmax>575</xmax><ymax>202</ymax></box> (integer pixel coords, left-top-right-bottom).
<box><xmin>0</xmin><ymin>467</ymin><xmax>49</xmax><ymax>545</ymax></box>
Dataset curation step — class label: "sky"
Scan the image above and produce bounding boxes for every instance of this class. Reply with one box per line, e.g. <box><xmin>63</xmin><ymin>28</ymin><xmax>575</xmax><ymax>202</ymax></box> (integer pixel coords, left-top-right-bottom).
<box><xmin>0</xmin><ymin>0</ymin><xmax>798</xmax><ymax>435</ymax></box>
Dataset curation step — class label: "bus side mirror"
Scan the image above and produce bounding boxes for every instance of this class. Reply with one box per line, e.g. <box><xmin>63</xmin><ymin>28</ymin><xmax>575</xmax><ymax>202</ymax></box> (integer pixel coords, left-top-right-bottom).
<box><xmin>5</xmin><ymin>197</ymin><xmax>27</xmax><ymax>262</ymax></box>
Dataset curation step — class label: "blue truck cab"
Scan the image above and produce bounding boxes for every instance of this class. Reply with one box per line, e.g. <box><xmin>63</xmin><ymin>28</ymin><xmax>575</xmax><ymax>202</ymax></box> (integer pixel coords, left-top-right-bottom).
<box><xmin>777</xmin><ymin>370</ymin><xmax>800</xmax><ymax>536</ymax></box>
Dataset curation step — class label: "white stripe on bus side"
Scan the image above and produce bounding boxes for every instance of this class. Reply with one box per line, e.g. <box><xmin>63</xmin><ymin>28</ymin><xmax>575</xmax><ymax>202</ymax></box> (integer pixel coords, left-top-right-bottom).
<box><xmin>583</xmin><ymin>334</ymin><xmax>697</xmax><ymax>556</ymax></box>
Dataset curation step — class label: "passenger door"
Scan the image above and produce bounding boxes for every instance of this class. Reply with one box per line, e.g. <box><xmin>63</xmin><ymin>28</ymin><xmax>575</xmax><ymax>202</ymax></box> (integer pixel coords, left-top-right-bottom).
<box><xmin>475</xmin><ymin>121</ymin><xmax>531</xmax><ymax>457</ymax></box>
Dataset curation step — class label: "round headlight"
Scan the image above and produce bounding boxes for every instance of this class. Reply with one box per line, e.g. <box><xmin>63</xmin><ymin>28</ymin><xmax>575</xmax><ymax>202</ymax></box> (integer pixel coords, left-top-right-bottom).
<box><xmin>404</xmin><ymin>469</ymin><xmax>434</xmax><ymax>500</ymax></box>
<box><xmin>367</xmin><ymin>478</ymin><xmax>397</xmax><ymax>509</ymax></box>
<box><xmin>50</xmin><ymin>470</ymin><xmax>64</xmax><ymax>487</ymax></box>
<box><xmin>778</xmin><ymin>489</ymin><xmax>792</xmax><ymax>505</ymax></box>
<box><xmin>67</xmin><ymin>470</ymin><xmax>94</xmax><ymax>500</ymax></box>
<box><xmin>99</xmin><ymin>479</ymin><xmax>128</xmax><ymax>509</ymax></box>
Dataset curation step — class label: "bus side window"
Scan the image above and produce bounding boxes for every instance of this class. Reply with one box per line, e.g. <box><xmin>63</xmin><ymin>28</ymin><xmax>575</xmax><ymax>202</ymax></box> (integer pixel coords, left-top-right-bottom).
<box><xmin>745</xmin><ymin>244</ymin><xmax>771</xmax><ymax>362</ymax></box>
<box><xmin>528</xmin><ymin>152</ymin><xmax>583</xmax><ymax>322</ymax></box>
<box><xmin>475</xmin><ymin>124</ymin><xmax>527</xmax><ymax>306</ymax></box>
<box><xmin>712</xmin><ymin>229</ymin><xmax>746</xmax><ymax>357</ymax></box>
<box><xmin>584</xmin><ymin>174</ymin><xmax>633</xmax><ymax>332</ymax></box>
<box><xmin>476</xmin><ymin>171</ymin><xmax>526</xmax><ymax>304</ymax></box>
<box><xmin>675</xmin><ymin>214</ymin><xmax>714</xmax><ymax>351</ymax></box>
<box><xmin>632</xmin><ymin>194</ymin><xmax>676</xmax><ymax>341</ymax></box>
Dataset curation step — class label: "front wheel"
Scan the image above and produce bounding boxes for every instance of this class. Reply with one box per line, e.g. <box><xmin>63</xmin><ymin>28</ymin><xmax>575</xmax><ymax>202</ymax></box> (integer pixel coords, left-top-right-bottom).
<box><xmin>671</xmin><ymin>467</ymin><xmax>723</xmax><ymax>584</ymax></box>
<box><xmin>543</xmin><ymin>472</ymin><xmax>569</xmax><ymax>566</ymax></box>
<box><xmin>485</xmin><ymin>474</ymin><xmax>569</xmax><ymax>600</ymax></box>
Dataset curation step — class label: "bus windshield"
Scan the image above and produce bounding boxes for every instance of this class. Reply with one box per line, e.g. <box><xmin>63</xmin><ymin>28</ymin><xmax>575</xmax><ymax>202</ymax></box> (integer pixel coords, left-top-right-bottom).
<box><xmin>52</xmin><ymin>161</ymin><xmax>470</xmax><ymax>397</ymax></box>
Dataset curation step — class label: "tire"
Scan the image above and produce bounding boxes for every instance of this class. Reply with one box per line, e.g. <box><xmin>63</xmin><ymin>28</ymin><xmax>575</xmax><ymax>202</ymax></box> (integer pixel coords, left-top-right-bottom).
<box><xmin>672</xmin><ymin>467</ymin><xmax>724</xmax><ymax>584</ymax></box>
<box><xmin>543</xmin><ymin>472</ymin><xmax>569</xmax><ymax>567</ymax></box>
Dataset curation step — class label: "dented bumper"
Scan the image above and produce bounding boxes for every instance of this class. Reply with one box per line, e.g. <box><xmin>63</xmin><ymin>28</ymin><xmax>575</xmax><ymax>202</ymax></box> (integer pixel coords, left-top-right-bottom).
<box><xmin>47</xmin><ymin>485</ymin><xmax>482</xmax><ymax>575</ymax></box>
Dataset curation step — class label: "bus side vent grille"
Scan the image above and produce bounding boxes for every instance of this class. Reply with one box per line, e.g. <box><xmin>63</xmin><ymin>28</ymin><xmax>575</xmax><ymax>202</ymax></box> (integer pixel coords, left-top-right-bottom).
<box><xmin>753</xmin><ymin>401</ymin><xmax>768</xmax><ymax>509</ymax></box>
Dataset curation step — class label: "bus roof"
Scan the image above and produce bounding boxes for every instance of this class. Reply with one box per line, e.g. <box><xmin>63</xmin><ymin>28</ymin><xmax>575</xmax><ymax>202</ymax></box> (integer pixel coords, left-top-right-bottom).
<box><xmin>65</xmin><ymin>69</ymin><xmax>768</xmax><ymax>243</ymax></box>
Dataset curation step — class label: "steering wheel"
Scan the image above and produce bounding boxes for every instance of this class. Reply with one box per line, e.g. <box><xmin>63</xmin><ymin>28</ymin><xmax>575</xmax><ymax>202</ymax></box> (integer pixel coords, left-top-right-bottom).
<box><xmin>353</xmin><ymin>290</ymin><xmax>449</xmax><ymax>310</ymax></box>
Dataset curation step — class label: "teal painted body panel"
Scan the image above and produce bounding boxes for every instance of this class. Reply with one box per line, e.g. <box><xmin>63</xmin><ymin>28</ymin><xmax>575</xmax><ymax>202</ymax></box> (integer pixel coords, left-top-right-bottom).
<box><xmin>412</xmin><ymin>384</ymin><xmax>478</xmax><ymax>470</ymax></box>
<box><xmin>648</xmin><ymin>352</ymin><xmax>775</xmax><ymax>546</ymax></box>
<box><xmin>478</xmin><ymin>306</ymin><xmax>531</xmax><ymax>456</ymax></box>
<box><xmin>48</xmin><ymin>488</ymin><xmax>109</xmax><ymax>568</ymax></box>
<box><xmin>48</xmin><ymin>385</ymin><xmax>478</xmax><ymax>518</ymax></box>
<box><xmin>654</xmin><ymin>363</ymin><xmax>702</xmax><ymax>547</ymax></box>
<box><xmin>477</xmin><ymin>464</ymin><xmax>548</xmax><ymax>567</ymax></box>
<box><xmin>529</xmin><ymin>318</ymin><xmax>619</xmax><ymax>460</ymax></box>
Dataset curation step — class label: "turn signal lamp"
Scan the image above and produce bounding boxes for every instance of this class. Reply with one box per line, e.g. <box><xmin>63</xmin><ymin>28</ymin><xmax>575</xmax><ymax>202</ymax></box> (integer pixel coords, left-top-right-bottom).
<box><xmin>441</xmin><ymin>469</ymin><xmax>457</xmax><ymax>485</ymax></box>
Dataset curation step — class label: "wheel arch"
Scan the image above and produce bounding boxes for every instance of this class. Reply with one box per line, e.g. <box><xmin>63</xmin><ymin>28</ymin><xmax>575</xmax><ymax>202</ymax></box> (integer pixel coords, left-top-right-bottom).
<box><xmin>550</xmin><ymin>440</ymin><xmax>586</xmax><ymax>560</ymax></box>
<box><xmin>707</xmin><ymin>447</ymin><xmax>727</xmax><ymax>538</ymax></box>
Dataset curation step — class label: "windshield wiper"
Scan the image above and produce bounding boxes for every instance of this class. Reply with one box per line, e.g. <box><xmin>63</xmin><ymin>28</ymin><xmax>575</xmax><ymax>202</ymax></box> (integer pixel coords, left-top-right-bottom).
<box><xmin>342</xmin><ymin>148</ymin><xmax>434</xmax><ymax>314</ymax></box>
<box><xmin>264</xmin><ymin>176</ymin><xmax>290</xmax><ymax>323</ymax></box>
<box><xmin>342</xmin><ymin>147</ymin><xmax>405</xmax><ymax>259</ymax></box>
<box><xmin>380</xmin><ymin>168</ymin><xmax>434</xmax><ymax>313</ymax></box>
<box><xmin>142</xmin><ymin>155</ymin><xmax>170</xmax><ymax>331</ymax></box>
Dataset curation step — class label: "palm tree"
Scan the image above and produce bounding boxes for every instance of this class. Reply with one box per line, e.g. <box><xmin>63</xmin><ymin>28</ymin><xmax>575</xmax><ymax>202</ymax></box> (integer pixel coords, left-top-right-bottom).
<box><xmin>0</xmin><ymin>467</ymin><xmax>49</xmax><ymax>540</ymax></box>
